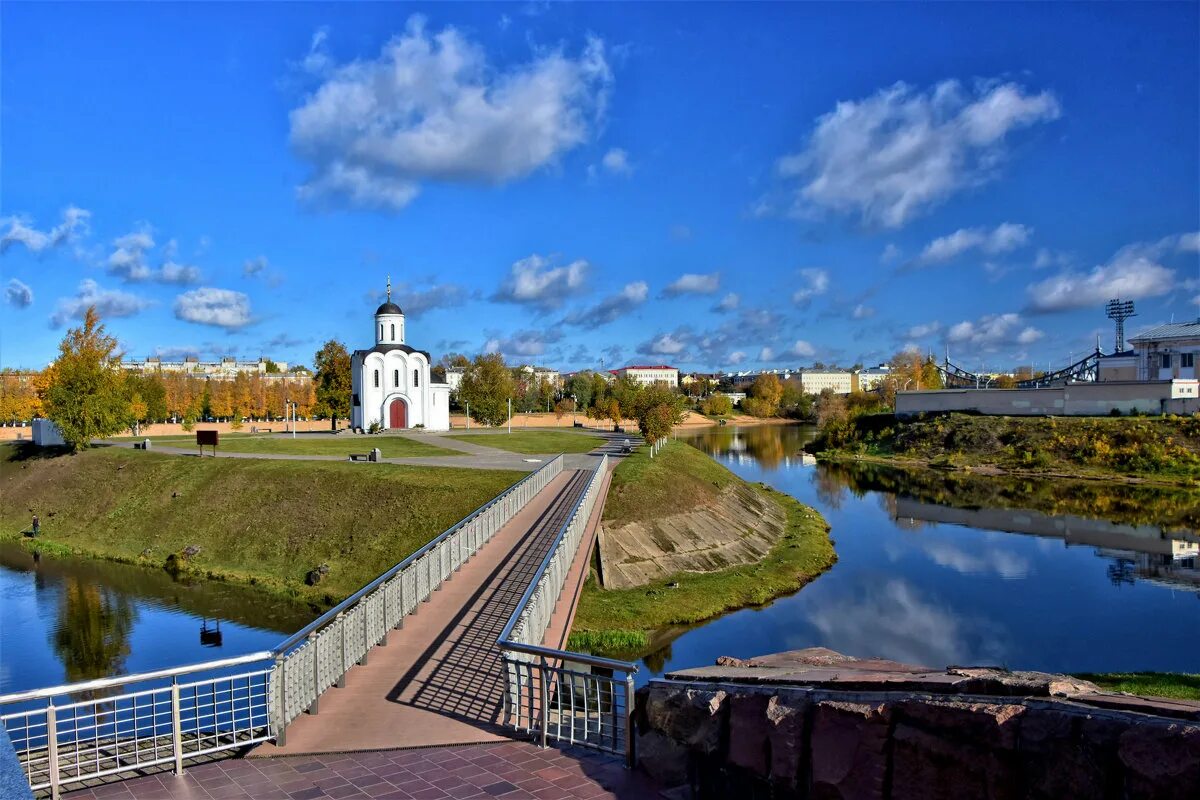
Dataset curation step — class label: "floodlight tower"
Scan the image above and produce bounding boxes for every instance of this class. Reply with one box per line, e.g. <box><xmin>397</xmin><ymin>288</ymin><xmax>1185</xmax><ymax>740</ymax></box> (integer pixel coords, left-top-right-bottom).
<box><xmin>1105</xmin><ymin>298</ymin><xmax>1136</xmax><ymax>353</ymax></box>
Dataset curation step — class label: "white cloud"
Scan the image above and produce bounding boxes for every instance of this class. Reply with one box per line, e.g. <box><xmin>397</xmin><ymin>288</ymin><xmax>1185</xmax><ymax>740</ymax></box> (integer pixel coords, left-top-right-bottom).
<box><xmin>600</xmin><ymin>147</ymin><xmax>633</xmax><ymax>175</ymax></box>
<box><xmin>728</xmin><ymin>350</ymin><xmax>746</xmax><ymax>365</ymax></box>
<box><xmin>243</xmin><ymin>256</ymin><xmax>269</xmax><ymax>277</ymax></box>
<box><xmin>484</xmin><ymin>328</ymin><xmax>561</xmax><ymax>358</ymax></box>
<box><xmin>758</xmin><ymin>346</ymin><xmax>774</xmax><ymax>362</ymax></box>
<box><xmin>1027</xmin><ymin>239</ymin><xmax>1178</xmax><ymax>313</ymax></box>
<box><xmin>106</xmin><ymin>228</ymin><xmax>200</xmax><ymax>284</ymax></box>
<box><xmin>1178</xmin><ymin>232</ymin><xmax>1200</xmax><ymax>253</ymax></box>
<box><xmin>713</xmin><ymin>292</ymin><xmax>740</xmax><ymax>312</ymax></box>
<box><xmin>1034</xmin><ymin>248</ymin><xmax>1073</xmax><ymax>269</ymax></box>
<box><xmin>392</xmin><ymin>281</ymin><xmax>473</xmax><ymax>317</ymax></box>
<box><xmin>174</xmin><ymin>287</ymin><xmax>253</xmax><ymax>329</ymax></box>
<box><xmin>852</xmin><ymin>304</ymin><xmax>875</xmax><ymax>320</ymax></box>
<box><xmin>493</xmin><ymin>254</ymin><xmax>589</xmax><ymax>310</ymax></box>
<box><xmin>792</xmin><ymin>268</ymin><xmax>829</xmax><ymax>305</ymax></box>
<box><xmin>945</xmin><ymin>312</ymin><xmax>1042</xmax><ymax>349</ymax></box>
<box><xmin>51</xmin><ymin>279</ymin><xmax>151</xmax><ymax>328</ymax></box>
<box><xmin>564</xmin><ymin>280</ymin><xmax>647</xmax><ymax>327</ymax></box>
<box><xmin>662</xmin><ymin>271</ymin><xmax>720</xmax><ymax>297</ymax></box>
<box><xmin>290</xmin><ymin>16</ymin><xmax>612</xmax><ymax>210</ymax></box>
<box><xmin>159</xmin><ymin>261</ymin><xmax>202</xmax><ymax>284</ymax></box>
<box><xmin>778</xmin><ymin>79</ymin><xmax>1060</xmax><ymax>228</ymax></box>
<box><xmin>786</xmin><ymin>340</ymin><xmax>816</xmax><ymax>358</ymax></box>
<box><xmin>5</xmin><ymin>279</ymin><xmax>33</xmax><ymax>308</ymax></box>
<box><xmin>638</xmin><ymin>331</ymin><xmax>688</xmax><ymax>356</ymax></box>
<box><xmin>0</xmin><ymin>206</ymin><xmax>91</xmax><ymax>255</ymax></box>
<box><xmin>880</xmin><ymin>243</ymin><xmax>901</xmax><ymax>264</ymax></box>
<box><xmin>917</xmin><ymin>222</ymin><xmax>1031</xmax><ymax>265</ymax></box>
<box><xmin>908</xmin><ymin>321</ymin><xmax>941</xmax><ymax>339</ymax></box>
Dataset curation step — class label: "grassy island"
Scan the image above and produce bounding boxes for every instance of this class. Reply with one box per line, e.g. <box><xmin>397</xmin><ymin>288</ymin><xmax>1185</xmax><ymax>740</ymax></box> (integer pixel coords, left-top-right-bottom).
<box><xmin>567</xmin><ymin>441</ymin><xmax>835</xmax><ymax>656</ymax></box>
<box><xmin>0</xmin><ymin>443</ymin><xmax>522</xmax><ymax>605</ymax></box>
<box><xmin>808</xmin><ymin>412</ymin><xmax>1200</xmax><ymax>486</ymax></box>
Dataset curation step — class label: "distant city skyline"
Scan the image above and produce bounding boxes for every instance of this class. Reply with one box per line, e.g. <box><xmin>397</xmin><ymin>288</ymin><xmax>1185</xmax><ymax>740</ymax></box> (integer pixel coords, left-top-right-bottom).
<box><xmin>2</xmin><ymin>2</ymin><xmax>1198</xmax><ymax>373</ymax></box>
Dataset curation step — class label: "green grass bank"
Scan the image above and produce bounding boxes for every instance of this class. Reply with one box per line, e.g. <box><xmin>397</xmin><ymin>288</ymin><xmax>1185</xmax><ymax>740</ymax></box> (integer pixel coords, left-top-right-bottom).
<box><xmin>810</xmin><ymin>412</ymin><xmax>1200</xmax><ymax>486</ymax></box>
<box><xmin>568</xmin><ymin>441</ymin><xmax>835</xmax><ymax>657</ymax></box>
<box><xmin>1076</xmin><ymin>672</ymin><xmax>1200</xmax><ymax>701</ymax></box>
<box><xmin>111</xmin><ymin>434</ymin><xmax>463</xmax><ymax>458</ymax></box>
<box><xmin>0</xmin><ymin>443</ymin><xmax>523</xmax><ymax>605</ymax></box>
<box><xmin>445</xmin><ymin>430</ymin><xmax>602</xmax><ymax>454</ymax></box>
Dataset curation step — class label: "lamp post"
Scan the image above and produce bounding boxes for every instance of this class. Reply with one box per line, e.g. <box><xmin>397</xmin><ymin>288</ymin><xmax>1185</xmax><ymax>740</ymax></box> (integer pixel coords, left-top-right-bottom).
<box><xmin>285</xmin><ymin>398</ymin><xmax>291</xmax><ymax>434</ymax></box>
<box><xmin>507</xmin><ymin>397</ymin><xmax>512</xmax><ymax>434</ymax></box>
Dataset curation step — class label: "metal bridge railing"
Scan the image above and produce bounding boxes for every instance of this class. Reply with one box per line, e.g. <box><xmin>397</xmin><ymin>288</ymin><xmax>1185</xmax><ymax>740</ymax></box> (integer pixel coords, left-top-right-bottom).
<box><xmin>0</xmin><ymin>455</ymin><xmax>565</xmax><ymax>798</ymax></box>
<box><xmin>498</xmin><ymin>454</ymin><xmax>640</xmax><ymax>766</ymax></box>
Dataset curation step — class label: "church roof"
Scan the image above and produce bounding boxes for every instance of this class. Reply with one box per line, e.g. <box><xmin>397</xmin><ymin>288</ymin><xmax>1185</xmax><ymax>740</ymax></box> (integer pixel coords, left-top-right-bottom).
<box><xmin>354</xmin><ymin>343</ymin><xmax>431</xmax><ymax>360</ymax></box>
<box><xmin>375</xmin><ymin>301</ymin><xmax>403</xmax><ymax>315</ymax></box>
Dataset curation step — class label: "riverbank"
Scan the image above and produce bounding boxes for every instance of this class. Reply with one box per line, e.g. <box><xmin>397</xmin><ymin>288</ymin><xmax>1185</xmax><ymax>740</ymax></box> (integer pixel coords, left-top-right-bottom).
<box><xmin>1078</xmin><ymin>671</ymin><xmax>1200</xmax><ymax>701</ymax></box>
<box><xmin>567</xmin><ymin>441</ymin><xmax>835</xmax><ymax>656</ymax></box>
<box><xmin>808</xmin><ymin>412</ymin><xmax>1200</xmax><ymax>487</ymax></box>
<box><xmin>0</xmin><ymin>443</ymin><xmax>522</xmax><ymax>605</ymax></box>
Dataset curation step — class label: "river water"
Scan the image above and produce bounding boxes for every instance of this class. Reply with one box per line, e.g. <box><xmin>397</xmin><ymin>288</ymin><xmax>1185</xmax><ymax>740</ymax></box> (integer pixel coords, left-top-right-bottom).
<box><xmin>640</xmin><ymin>424</ymin><xmax>1200</xmax><ymax>679</ymax></box>
<box><xmin>2</xmin><ymin>424</ymin><xmax>1196</xmax><ymax>695</ymax></box>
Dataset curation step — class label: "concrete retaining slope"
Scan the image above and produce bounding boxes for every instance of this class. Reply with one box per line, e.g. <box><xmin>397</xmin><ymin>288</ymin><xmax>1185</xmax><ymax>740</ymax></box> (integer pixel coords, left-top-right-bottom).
<box><xmin>636</xmin><ymin>647</ymin><xmax>1200</xmax><ymax>800</ymax></box>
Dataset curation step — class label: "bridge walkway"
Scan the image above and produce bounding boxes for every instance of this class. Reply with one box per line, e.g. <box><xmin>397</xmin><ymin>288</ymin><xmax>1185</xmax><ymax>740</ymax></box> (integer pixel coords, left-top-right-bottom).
<box><xmin>251</xmin><ymin>468</ymin><xmax>594</xmax><ymax>756</ymax></box>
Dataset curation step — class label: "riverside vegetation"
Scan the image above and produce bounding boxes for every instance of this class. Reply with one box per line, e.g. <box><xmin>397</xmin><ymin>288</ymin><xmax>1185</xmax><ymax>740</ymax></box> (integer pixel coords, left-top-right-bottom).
<box><xmin>567</xmin><ymin>441</ymin><xmax>835</xmax><ymax>656</ymax></box>
<box><xmin>0</xmin><ymin>443</ymin><xmax>523</xmax><ymax>605</ymax></box>
<box><xmin>808</xmin><ymin>411</ymin><xmax>1200</xmax><ymax>485</ymax></box>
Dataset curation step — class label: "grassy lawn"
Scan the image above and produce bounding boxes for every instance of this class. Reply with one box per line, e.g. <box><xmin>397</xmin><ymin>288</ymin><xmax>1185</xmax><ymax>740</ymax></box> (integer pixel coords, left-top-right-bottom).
<box><xmin>568</xmin><ymin>441</ymin><xmax>835</xmax><ymax>657</ymax></box>
<box><xmin>445</xmin><ymin>430</ymin><xmax>602</xmax><ymax>454</ymax></box>
<box><xmin>0</xmin><ymin>443</ymin><xmax>522</xmax><ymax>604</ymax></box>
<box><xmin>1076</xmin><ymin>672</ymin><xmax>1200</xmax><ymax>701</ymax></box>
<box><xmin>117</xmin><ymin>434</ymin><xmax>463</xmax><ymax>458</ymax></box>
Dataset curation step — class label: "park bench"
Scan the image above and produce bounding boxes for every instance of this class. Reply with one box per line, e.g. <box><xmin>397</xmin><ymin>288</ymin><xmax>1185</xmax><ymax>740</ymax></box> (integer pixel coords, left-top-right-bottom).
<box><xmin>348</xmin><ymin>453</ymin><xmax>370</xmax><ymax>462</ymax></box>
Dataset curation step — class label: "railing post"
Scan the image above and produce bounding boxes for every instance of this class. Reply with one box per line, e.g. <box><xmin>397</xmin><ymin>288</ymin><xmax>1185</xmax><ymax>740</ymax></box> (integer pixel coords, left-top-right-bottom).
<box><xmin>424</xmin><ymin>554</ymin><xmax>432</xmax><ymax>602</ymax></box>
<box><xmin>396</xmin><ymin>578</ymin><xmax>406</xmax><ymax>629</ymax></box>
<box><xmin>539</xmin><ymin>661</ymin><xmax>549</xmax><ymax>750</ymax></box>
<box><xmin>359</xmin><ymin>609</ymin><xmax>370</xmax><ymax>666</ymax></box>
<box><xmin>46</xmin><ymin>701</ymin><xmax>60</xmax><ymax>800</ymax></box>
<box><xmin>624</xmin><ymin>672</ymin><xmax>635</xmax><ymax>769</ymax></box>
<box><xmin>306</xmin><ymin>633</ymin><xmax>321</xmax><ymax>714</ymax></box>
<box><xmin>171</xmin><ymin>676</ymin><xmax>185</xmax><ymax>774</ymax></box>
<box><xmin>380</xmin><ymin>588</ymin><xmax>389</xmax><ymax>646</ymax></box>
<box><xmin>274</xmin><ymin>655</ymin><xmax>288</xmax><ymax>747</ymax></box>
<box><xmin>336</xmin><ymin>612</ymin><xmax>347</xmax><ymax>688</ymax></box>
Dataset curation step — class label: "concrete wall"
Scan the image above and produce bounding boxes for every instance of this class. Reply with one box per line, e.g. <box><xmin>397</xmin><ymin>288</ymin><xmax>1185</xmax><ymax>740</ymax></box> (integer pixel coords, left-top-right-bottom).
<box><xmin>636</xmin><ymin>648</ymin><xmax>1200</xmax><ymax>800</ymax></box>
<box><xmin>897</xmin><ymin>381</ymin><xmax>1200</xmax><ymax>418</ymax></box>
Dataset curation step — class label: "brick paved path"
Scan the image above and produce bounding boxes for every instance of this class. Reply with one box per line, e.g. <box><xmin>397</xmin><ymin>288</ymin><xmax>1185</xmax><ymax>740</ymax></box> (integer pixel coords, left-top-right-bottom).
<box><xmin>64</xmin><ymin>741</ymin><xmax>660</xmax><ymax>799</ymax></box>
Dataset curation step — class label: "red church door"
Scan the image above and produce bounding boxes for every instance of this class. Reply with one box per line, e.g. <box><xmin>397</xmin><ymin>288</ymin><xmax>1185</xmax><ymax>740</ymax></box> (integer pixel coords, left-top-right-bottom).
<box><xmin>388</xmin><ymin>398</ymin><xmax>407</xmax><ymax>429</ymax></box>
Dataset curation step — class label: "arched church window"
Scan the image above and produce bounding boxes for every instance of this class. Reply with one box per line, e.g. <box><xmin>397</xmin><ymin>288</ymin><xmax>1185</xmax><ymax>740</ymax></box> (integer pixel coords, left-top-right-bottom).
<box><xmin>390</xmin><ymin>324</ymin><xmax>395</xmax><ymax>340</ymax></box>
<box><xmin>373</xmin><ymin>370</ymin><xmax>379</xmax><ymax>388</ymax></box>
<box><xmin>413</xmin><ymin>369</ymin><xmax>420</xmax><ymax>388</ymax></box>
<box><xmin>393</xmin><ymin>369</ymin><xmax>399</xmax><ymax>387</ymax></box>
<box><xmin>379</xmin><ymin>324</ymin><xmax>383</xmax><ymax>340</ymax></box>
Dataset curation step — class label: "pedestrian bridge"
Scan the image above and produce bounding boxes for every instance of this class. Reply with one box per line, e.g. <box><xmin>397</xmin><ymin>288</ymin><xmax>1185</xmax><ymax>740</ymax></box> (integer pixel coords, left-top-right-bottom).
<box><xmin>0</xmin><ymin>440</ymin><xmax>640</xmax><ymax>799</ymax></box>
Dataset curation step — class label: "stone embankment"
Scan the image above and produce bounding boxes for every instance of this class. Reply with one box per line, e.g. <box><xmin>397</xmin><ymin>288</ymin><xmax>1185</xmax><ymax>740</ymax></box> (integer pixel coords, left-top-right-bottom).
<box><xmin>599</xmin><ymin>481</ymin><xmax>786</xmax><ymax>588</ymax></box>
<box><xmin>637</xmin><ymin>648</ymin><xmax>1199</xmax><ymax>799</ymax></box>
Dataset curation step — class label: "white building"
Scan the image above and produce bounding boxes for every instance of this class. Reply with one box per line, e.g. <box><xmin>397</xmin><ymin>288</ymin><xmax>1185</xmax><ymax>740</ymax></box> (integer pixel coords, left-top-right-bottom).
<box><xmin>1129</xmin><ymin>321</ymin><xmax>1200</xmax><ymax>381</ymax></box>
<box><xmin>443</xmin><ymin>367</ymin><xmax>465</xmax><ymax>393</ymax></box>
<box><xmin>520</xmin><ymin>365</ymin><xmax>560</xmax><ymax>388</ymax></box>
<box><xmin>799</xmin><ymin>369</ymin><xmax>853</xmax><ymax>395</ymax></box>
<box><xmin>856</xmin><ymin>366</ymin><xmax>891</xmax><ymax>392</ymax></box>
<box><xmin>611</xmin><ymin>365</ymin><xmax>679</xmax><ymax>388</ymax></box>
<box><xmin>120</xmin><ymin>356</ymin><xmax>293</xmax><ymax>377</ymax></box>
<box><xmin>350</xmin><ymin>283</ymin><xmax>451</xmax><ymax>431</ymax></box>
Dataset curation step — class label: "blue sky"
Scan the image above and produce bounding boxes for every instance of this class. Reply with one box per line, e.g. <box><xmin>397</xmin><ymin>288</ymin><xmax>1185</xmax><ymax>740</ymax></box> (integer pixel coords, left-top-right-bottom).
<box><xmin>2</xmin><ymin>2</ymin><xmax>1198</xmax><ymax>373</ymax></box>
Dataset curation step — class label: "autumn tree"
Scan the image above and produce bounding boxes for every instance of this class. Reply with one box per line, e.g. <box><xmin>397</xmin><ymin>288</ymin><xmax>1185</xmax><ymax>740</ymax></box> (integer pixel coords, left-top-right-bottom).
<box><xmin>313</xmin><ymin>340</ymin><xmax>352</xmax><ymax>428</ymax></box>
<box><xmin>748</xmin><ymin>373</ymin><xmax>783</xmax><ymax>414</ymax></box>
<box><xmin>631</xmin><ymin>384</ymin><xmax>687</xmax><ymax>441</ymax></box>
<box><xmin>458</xmin><ymin>353</ymin><xmax>514</xmax><ymax>426</ymax></box>
<box><xmin>42</xmin><ymin>308</ymin><xmax>133</xmax><ymax>449</ymax></box>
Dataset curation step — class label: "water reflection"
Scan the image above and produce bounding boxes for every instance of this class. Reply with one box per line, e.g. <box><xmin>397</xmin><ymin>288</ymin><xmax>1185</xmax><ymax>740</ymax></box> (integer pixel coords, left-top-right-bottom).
<box><xmin>52</xmin><ymin>578</ymin><xmax>135</xmax><ymax>684</ymax></box>
<box><xmin>645</xmin><ymin>425</ymin><xmax>1200</xmax><ymax>680</ymax></box>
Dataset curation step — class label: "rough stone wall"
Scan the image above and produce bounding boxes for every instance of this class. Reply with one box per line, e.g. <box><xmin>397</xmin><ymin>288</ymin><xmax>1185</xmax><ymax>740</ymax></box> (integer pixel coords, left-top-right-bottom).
<box><xmin>636</xmin><ymin>649</ymin><xmax>1200</xmax><ymax>800</ymax></box>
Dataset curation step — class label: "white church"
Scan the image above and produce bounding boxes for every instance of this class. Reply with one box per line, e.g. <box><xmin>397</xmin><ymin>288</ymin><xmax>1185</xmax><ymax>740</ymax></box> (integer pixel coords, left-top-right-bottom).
<box><xmin>351</xmin><ymin>280</ymin><xmax>451</xmax><ymax>432</ymax></box>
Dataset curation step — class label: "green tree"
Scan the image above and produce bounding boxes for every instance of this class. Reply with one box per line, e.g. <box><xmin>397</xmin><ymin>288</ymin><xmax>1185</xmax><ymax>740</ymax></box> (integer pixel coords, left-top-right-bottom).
<box><xmin>458</xmin><ymin>353</ymin><xmax>514</xmax><ymax>426</ymax></box>
<box><xmin>631</xmin><ymin>384</ymin><xmax>687</xmax><ymax>441</ymax></box>
<box><xmin>263</xmin><ymin>359</ymin><xmax>282</xmax><ymax>374</ymax></box>
<box><xmin>43</xmin><ymin>308</ymin><xmax>133</xmax><ymax>449</ymax></box>
<box><xmin>566</xmin><ymin>372</ymin><xmax>595</xmax><ymax>410</ymax></box>
<box><xmin>313</xmin><ymin>340</ymin><xmax>352</xmax><ymax>428</ymax></box>
<box><xmin>700</xmin><ymin>394</ymin><xmax>733</xmax><ymax>416</ymax></box>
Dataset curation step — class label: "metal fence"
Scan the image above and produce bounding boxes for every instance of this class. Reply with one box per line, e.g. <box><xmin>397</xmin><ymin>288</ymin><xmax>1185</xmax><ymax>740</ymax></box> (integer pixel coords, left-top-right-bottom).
<box><xmin>498</xmin><ymin>454</ymin><xmax>640</xmax><ymax>765</ymax></box>
<box><xmin>0</xmin><ymin>455</ymin><xmax>564</xmax><ymax>798</ymax></box>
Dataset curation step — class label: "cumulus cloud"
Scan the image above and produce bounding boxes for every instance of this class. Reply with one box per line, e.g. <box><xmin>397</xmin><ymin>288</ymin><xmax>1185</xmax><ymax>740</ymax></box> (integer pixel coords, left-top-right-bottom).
<box><xmin>1026</xmin><ymin>237</ymin><xmax>1182</xmax><ymax>313</ymax></box>
<box><xmin>600</xmin><ymin>147</ymin><xmax>633</xmax><ymax>175</ymax></box>
<box><xmin>0</xmin><ymin>206</ymin><xmax>91</xmax><ymax>255</ymax></box>
<box><xmin>174</xmin><ymin>287</ymin><xmax>253</xmax><ymax>329</ymax></box>
<box><xmin>5</xmin><ymin>279</ymin><xmax>33</xmax><ymax>308</ymax></box>
<box><xmin>757</xmin><ymin>346</ymin><xmax>775</xmax><ymax>362</ymax></box>
<box><xmin>662</xmin><ymin>271</ymin><xmax>720</xmax><ymax>297</ymax></box>
<box><xmin>945</xmin><ymin>312</ymin><xmax>1042</xmax><ymax>349</ymax></box>
<box><xmin>564</xmin><ymin>280</ymin><xmax>647</xmax><ymax>327</ymax></box>
<box><xmin>917</xmin><ymin>223</ymin><xmax>1031</xmax><ymax>265</ymax></box>
<box><xmin>243</xmin><ymin>256</ymin><xmax>269</xmax><ymax>277</ymax></box>
<box><xmin>638</xmin><ymin>331</ymin><xmax>688</xmax><ymax>356</ymax></box>
<box><xmin>852</xmin><ymin>304</ymin><xmax>875</xmax><ymax>320</ymax></box>
<box><xmin>392</xmin><ymin>281</ymin><xmax>474</xmax><ymax>317</ymax></box>
<box><xmin>908</xmin><ymin>321</ymin><xmax>941</xmax><ymax>339</ymax></box>
<box><xmin>792</xmin><ymin>268</ymin><xmax>829</xmax><ymax>306</ymax></box>
<box><xmin>728</xmin><ymin>351</ymin><xmax>746</xmax><ymax>365</ymax></box>
<box><xmin>880</xmin><ymin>243</ymin><xmax>901</xmax><ymax>264</ymax></box>
<box><xmin>51</xmin><ymin>279</ymin><xmax>151</xmax><ymax>328</ymax></box>
<box><xmin>786</xmin><ymin>340</ymin><xmax>816</xmax><ymax>358</ymax></box>
<box><xmin>778</xmin><ymin>79</ymin><xmax>1060</xmax><ymax>228</ymax></box>
<box><xmin>483</xmin><ymin>328</ymin><xmax>561</xmax><ymax>358</ymax></box>
<box><xmin>107</xmin><ymin>228</ymin><xmax>200</xmax><ymax>284</ymax></box>
<box><xmin>290</xmin><ymin>16</ymin><xmax>612</xmax><ymax>210</ymax></box>
<box><xmin>493</xmin><ymin>254</ymin><xmax>588</xmax><ymax>310</ymax></box>
<box><xmin>713</xmin><ymin>292</ymin><xmax>740</xmax><ymax>312</ymax></box>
